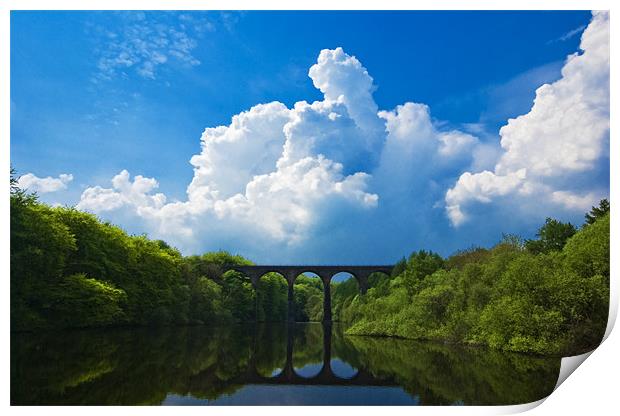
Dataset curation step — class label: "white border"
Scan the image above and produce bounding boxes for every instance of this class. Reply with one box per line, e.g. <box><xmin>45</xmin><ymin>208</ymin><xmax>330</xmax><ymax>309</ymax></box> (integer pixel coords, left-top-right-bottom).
<box><xmin>2</xmin><ymin>1</ymin><xmax>617</xmax><ymax>415</ymax></box>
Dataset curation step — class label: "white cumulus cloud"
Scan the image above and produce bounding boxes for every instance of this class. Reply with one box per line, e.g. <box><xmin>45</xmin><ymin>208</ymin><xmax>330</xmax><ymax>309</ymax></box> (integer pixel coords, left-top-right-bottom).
<box><xmin>188</xmin><ymin>101</ymin><xmax>292</xmax><ymax>200</ymax></box>
<box><xmin>373</xmin><ymin>102</ymin><xmax>480</xmax><ymax>197</ymax></box>
<box><xmin>17</xmin><ymin>173</ymin><xmax>73</xmax><ymax>194</ymax></box>
<box><xmin>445</xmin><ymin>11</ymin><xmax>609</xmax><ymax>226</ymax></box>
<box><xmin>77</xmin><ymin>170</ymin><xmax>167</xmax><ymax>213</ymax></box>
<box><xmin>79</xmin><ymin>48</ymin><xmax>386</xmax><ymax>249</ymax></box>
<box><xmin>74</xmin><ymin>14</ymin><xmax>609</xmax><ymax>260</ymax></box>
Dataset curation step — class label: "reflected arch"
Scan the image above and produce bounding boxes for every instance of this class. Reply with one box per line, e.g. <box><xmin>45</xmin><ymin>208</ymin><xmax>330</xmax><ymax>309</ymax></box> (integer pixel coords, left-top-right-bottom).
<box><xmin>253</xmin><ymin>323</ymin><xmax>288</xmax><ymax>378</ymax></box>
<box><xmin>330</xmin><ymin>358</ymin><xmax>359</xmax><ymax>380</ymax></box>
<box><xmin>292</xmin><ymin>323</ymin><xmax>324</xmax><ymax>378</ymax></box>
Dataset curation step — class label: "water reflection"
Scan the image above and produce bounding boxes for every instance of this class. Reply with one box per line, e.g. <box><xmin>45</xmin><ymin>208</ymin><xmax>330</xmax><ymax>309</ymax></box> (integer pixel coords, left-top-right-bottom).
<box><xmin>11</xmin><ymin>323</ymin><xmax>561</xmax><ymax>405</ymax></box>
<box><xmin>293</xmin><ymin>324</ymin><xmax>323</xmax><ymax>378</ymax></box>
<box><xmin>331</xmin><ymin>359</ymin><xmax>358</xmax><ymax>379</ymax></box>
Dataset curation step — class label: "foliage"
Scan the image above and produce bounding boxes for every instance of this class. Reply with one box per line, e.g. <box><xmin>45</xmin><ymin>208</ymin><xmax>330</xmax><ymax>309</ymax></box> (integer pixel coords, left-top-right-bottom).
<box><xmin>400</xmin><ymin>250</ymin><xmax>445</xmax><ymax>296</ymax></box>
<box><xmin>346</xmin><ymin>206</ymin><xmax>609</xmax><ymax>356</ymax></box>
<box><xmin>43</xmin><ymin>274</ymin><xmax>127</xmax><ymax>328</ymax></box>
<box><xmin>391</xmin><ymin>257</ymin><xmax>407</xmax><ymax>277</ymax></box>
<box><xmin>585</xmin><ymin>198</ymin><xmax>610</xmax><ymax>225</ymax></box>
<box><xmin>525</xmin><ymin>218</ymin><xmax>577</xmax><ymax>254</ymax></box>
<box><xmin>445</xmin><ymin>246</ymin><xmax>490</xmax><ymax>270</ymax></box>
<box><xmin>11</xmin><ymin>186</ymin><xmax>77</xmax><ymax>330</ymax></box>
<box><xmin>10</xmin><ymin>174</ymin><xmax>326</xmax><ymax>329</ymax></box>
<box><xmin>293</xmin><ymin>275</ymin><xmax>322</xmax><ymax>322</ymax></box>
<box><xmin>256</xmin><ymin>273</ymin><xmax>288</xmax><ymax>322</ymax></box>
<box><xmin>9</xmin><ymin>170</ymin><xmax>610</xmax><ymax>356</ymax></box>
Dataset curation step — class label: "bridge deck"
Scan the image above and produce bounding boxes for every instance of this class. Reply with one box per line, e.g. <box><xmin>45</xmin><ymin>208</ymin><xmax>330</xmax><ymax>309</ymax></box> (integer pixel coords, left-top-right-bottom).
<box><xmin>222</xmin><ymin>264</ymin><xmax>394</xmax><ymax>278</ymax></box>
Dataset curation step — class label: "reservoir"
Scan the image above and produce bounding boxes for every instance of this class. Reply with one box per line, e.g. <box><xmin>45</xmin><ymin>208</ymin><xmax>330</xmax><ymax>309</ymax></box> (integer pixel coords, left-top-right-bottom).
<box><xmin>11</xmin><ymin>322</ymin><xmax>561</xmax><ymax>405</ymax></box>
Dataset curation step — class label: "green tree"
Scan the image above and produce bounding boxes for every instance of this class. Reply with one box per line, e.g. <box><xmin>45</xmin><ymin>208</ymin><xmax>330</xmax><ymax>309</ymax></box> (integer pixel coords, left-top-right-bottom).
<box><xmin>10</xmin><ymin>166</ymin><xmax>20</xmax><ymax>193</ymax></box>
<box><xmin>220</xmin><ymin>271</ymin><xmax>255</xmax><ymax>322</ymax></box>
<box><xmin>563</xmin><ymin>212</ymin><xmax>610</xmax><ymax>281</ymax></box>
<box><xmin>44</xmin><ymin>273</ymin><xmax>127</xmax><ymax>328</ymax></box>
<box><xmin>401</xmin><ymin>250</ymin><xmax>444</xmax><ymax>296</ymax></box>
<box><xmin>346</xmin><ymin>209</ymin><xmax>609</xmax><ymax>355</ymax></box>
<box><xmin>11</xmin><ymin>196</ymin><xmax>77</xmax><ymax>330</ymax></box>
<box><xmin>190</xmin><ymin>277</ymin><xmax>229</xmax><ymax>323</ymax></box>
<box><xmin>256</xmin><ymin>273</ymin><xmax>287</xmax><ymax>322</ymax></box>
<box><xmin>446</xmin><ymin>246</ymin><xmax>490</xmax><ymax>270</ymax></box>
<box><xmin>391</xmin><ymin>257</ymin><xmax>406</xmax><ymax>277</ymax></box>
<box><xmin>525</xmin><ymin>218</ymin><xmax>577</xmax><ymax>254</ymax></box>
<box><xmin>585</xmin><ymin>199</ymin><xmax>610</xmax><ymax>225</ymax></box>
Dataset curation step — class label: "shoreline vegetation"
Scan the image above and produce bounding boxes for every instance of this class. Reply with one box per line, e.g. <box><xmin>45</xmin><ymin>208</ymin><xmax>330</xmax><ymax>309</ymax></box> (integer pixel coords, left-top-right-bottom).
<box><xmin>10</xmin><ymin>169</ymin><xmax>609</xmax><ymax>356</ymax></box>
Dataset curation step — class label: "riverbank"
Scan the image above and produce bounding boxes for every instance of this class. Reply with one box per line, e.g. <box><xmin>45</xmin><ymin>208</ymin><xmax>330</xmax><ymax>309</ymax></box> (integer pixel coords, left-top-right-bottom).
<box><xmin>341</xmin><ymin>213</ymin><xmax>609</xmax><ymax>356</ymax></box>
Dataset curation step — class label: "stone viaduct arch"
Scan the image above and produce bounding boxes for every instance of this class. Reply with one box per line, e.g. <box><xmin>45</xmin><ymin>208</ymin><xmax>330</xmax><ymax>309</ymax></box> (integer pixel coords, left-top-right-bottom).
<box><xmin>223</xmin><ymin>265</ymin><xmax>393</xmax><ymax>323</ymax></box>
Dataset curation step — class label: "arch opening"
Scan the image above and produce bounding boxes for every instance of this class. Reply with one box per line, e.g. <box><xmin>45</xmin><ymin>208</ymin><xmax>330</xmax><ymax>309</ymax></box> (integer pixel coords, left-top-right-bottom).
<box><xmin>293</xmin><ymin>272</ymin><xmax>324</xmax><ymax>322</ymax></box>
<box><xmin>330</xmin><ymin>272</ymin><xmax>360</xmax><ymax>323</ymax></box>
<box><xmin>206</xmin><ymin>267</ymin><xmax>255</xmax><ymax>323</ymax></box>
<box><xmin>255</xmin><ymin>272</ymin><xmax>288</xmax><ymax>323</ymax></box>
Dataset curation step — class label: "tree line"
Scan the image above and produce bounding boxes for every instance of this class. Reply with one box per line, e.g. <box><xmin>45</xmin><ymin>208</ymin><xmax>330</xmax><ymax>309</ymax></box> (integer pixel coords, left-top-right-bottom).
<box><xmin>10</xmin><ymin>169</ymin><xmax>610</xmax><ymax>356</ymax></box>
<box><xmin>11</xmin><ymin>169</ymin><xmax>333</xmax><ymax>330</ymax></box>
<box><xmin>343</xmin><ymin>200</ymin><xmax>610</xmax><ymax>356</ymax></box>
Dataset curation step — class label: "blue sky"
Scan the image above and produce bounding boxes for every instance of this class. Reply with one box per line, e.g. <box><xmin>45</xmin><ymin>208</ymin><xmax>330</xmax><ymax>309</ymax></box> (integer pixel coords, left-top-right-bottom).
<box><xmin>10</xmin><ymin>11</ymin><xmax>609</xmax><ymax>264</ymax></box>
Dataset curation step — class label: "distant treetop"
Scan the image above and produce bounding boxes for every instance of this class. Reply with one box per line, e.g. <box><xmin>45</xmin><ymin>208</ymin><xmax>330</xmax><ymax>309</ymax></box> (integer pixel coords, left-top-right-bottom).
<box><xmin>585</xmin><ymin>199</ymin><xmax>610</xmax><ymax>225</ymax></box>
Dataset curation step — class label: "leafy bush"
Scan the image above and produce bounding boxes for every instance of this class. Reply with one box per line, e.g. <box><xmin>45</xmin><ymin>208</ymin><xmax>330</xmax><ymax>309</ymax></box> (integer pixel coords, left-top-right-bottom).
<box><xmin>43</xmin><ymin>274</ymin><xmax>127</xmax><ymax>328</ymax></box>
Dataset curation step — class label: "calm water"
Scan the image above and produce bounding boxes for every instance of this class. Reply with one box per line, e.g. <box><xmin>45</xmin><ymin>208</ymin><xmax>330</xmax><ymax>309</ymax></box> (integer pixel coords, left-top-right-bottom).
<box><xmin>11</xmin><ymin>323</ymin><xmax>561</xmax><ymax>405</ymax></box>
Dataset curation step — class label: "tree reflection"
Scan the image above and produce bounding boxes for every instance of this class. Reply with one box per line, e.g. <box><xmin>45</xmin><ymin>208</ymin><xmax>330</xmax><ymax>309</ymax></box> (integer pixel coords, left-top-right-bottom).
<box><xmin>11</xmin><ymin>323</ymin><xmax>561</xmax><ymax>405</ymax></box>
<box><xmin>292</xmin><ymin>323</ymin><xmax>324</xmax><ymax>377</ymax></box>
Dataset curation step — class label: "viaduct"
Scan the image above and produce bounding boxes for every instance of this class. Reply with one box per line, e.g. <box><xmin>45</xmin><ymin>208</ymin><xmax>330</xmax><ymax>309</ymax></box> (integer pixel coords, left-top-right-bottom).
<box><xmin>222</xmin><ymin>265</ymin><xmax>393</xmax><ymax>323</ymax></box>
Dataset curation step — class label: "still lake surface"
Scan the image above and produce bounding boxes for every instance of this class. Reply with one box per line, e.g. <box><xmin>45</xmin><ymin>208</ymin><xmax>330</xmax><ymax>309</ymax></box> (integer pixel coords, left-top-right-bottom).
<box><xmin>11</xmin><ymin>322</ymin><xmax>561</xmax><ymax>405</ymax></box>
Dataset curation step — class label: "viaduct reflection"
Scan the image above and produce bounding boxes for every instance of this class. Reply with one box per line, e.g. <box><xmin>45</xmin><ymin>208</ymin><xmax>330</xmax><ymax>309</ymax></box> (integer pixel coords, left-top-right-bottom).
<box><xmin>241</xmin><ymin>323</ymin><xmax>396</xmax><ymax>386</ymax></box>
